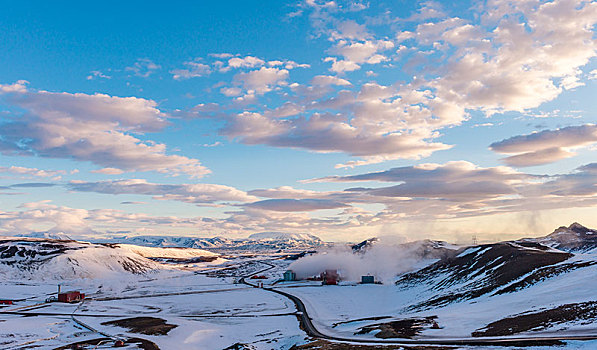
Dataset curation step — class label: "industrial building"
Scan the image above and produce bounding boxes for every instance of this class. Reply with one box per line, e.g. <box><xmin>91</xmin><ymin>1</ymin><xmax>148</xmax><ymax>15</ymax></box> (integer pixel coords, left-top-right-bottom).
<box><xmin>283</xmin><ymin>270</ymin><xmax>296</xmax><ymax>281</ymax></box>
<box><xmin>321</xmin><ymin>269</ymin><xmax>339</xmax><ymax>285</ymax></box>
<box><xmin>361</xmin><ymin>275</ymin><xmax>375</xmax><ymax>284</ymax></box>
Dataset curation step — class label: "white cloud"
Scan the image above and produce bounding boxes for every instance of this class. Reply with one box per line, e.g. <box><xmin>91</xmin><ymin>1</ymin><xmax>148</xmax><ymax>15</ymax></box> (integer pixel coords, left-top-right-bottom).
<box><xmin>171</xmin><ymin>61</ymin><xmax>211</xmax><ymax>80</ymax></box>
<box><xmin>0</xmin><ymin>80</ymin><xmax>28</xmax><ymax>93</ymax></box>
<box><xmin>282</xmin><ymin>61</ymin><xmax>311</xmax><ymax>69</ymax></box>
<box><xmin>4</xmin><ymin>161</ymin><xmax>597</xmax><ymax>238</ymax></box>
<box><xmin>91</xmin><ymin>168</ymin><xmax>125</xmax><ymax>175</ymax></box>
<box><xmin>262</xmin><ymin>102</ymin><xmax>304</xmax><ymax>118</ymax></box>
<box><xmin>86</xmin><ymin>70</ymin><xmax>111</xmax><ymax>80</ymax></box>
<box><xmin>202</xmin><ymin>1</ymin><xmax>597</xmax><ymax>169</ymax></box>
<box><xmin>330</xmin><ymin>19</ymin><xmax>370</xmax><ymax>40</ymax></box>
<box><xmin>327</xmin><ymin>40</ymin><xmax>394</xmax><ymax>72</ymax></box>
<box><xmin>424</xmin><ymin>0</ymin><xmax>597</xmax><ymax>117</ymax></box>
<box><xmin>125</xmin><ymin>58</ymin><xmax>161</xmax><ymax>78</ymax></box>
<box><xmin>1</xmin><ymin>201</ymin><xmax>94</xmax><ymax>235</ymax></box>
<box><xmin>333</xmin><ymin>40</ymin><xmax>394</xmax><ymax>63</ymax></box>
<box><xmin>259</xmin><ymin>0</ymin><xmax>597</xmax><ymax>166</ymax></box>
<box><xmin>246</xmin><ymin>198</ymin><xmax>349</xmax><ymax>212</ymax></box>
<box><xmin>219</xmin><ymin>109</ymin><xmax>451</xmax><ymax>163</ymax></box>
<box><xmin>249</xmin><ymin>185</ymin><xmax>336</xmax><ymax>199</ymax></box>
<box><xmin>234</xmin><ymin>67</ymin><xmax>289</xmax><ymax>94</ymax></box>
<box><xmin>216</xmin><ymin>55</ymin><xmax>272</xmax><ymax>73</ymax></box>
<box><xmin>0</xmin><ymin>84</ymin><xmax>209</xmax><ymax>178</ymax></box>
<box><xmin>228</xmin><ymin>56</ymin><xmax>266</xmax><ymax>69</ymax></box>
<box><xmin>0</xmin><ymin>166</ymin><xmax>67</xmax><ymax>178</ymax></box>
<box><xmin>68</xmin><ymin>179</ymin><xmax>257</xmax><ymax>204</ymax></box>
<box><xmin>220</xmin><ymin>87</ymin><xmax>243</xmax><ymax>97</ymax></box>
<box><xmin>496</xmin><ymin>148</ymin><xmax>576</xmax><ymax>167</ymax></box>
<box><xmin>325</xmin><ymin>57</ymin><xmax>361</xmax><ymax>73</ymax></box>
<box><xmin>209</xmin><ymin>53</ymin><xmax>234</xmax><ymax>59</ymax></box>
<box><xmin>209</xmin><ymin>81</ymin><xmax>455</xmax><ymax>166</ymax></box>
<box><xmin>0</xmin><ymin>201</ymin><xmax>219</xmax><ymax>236</ymax></box>
<box><xmin>297</xmin><ymin>160</ymin><xmax>597</xmax><ymax>220</ymax></box>
<box><xmin>310</xmin><ymin>75</ymin><xmax>351</xmax><ymax>86</ymax></box>
<box><xmin>405</xmin><ymin>0</ymin><xmax>446</xmax><ymax>21</ymax></box>
<box><xmin>490</xmin><ymin>124</ymin><xmax>597</xmax><ymax>167</ymax></box>
<box><xmin>202</xmin><ymin>141</ymin><xmax>222</xmax><ymax>147</ymax></box>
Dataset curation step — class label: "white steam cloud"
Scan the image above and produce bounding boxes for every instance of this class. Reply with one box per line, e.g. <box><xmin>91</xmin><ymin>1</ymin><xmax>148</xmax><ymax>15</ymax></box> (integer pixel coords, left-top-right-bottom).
<box><xmin>288</xmin><ymin>239</ymin><xmax>432</xmax><ymax>284</ymax></box>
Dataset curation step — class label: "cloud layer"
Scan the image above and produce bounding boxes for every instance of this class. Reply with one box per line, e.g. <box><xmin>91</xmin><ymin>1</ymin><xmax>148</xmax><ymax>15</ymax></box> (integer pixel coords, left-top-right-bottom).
<box><xmin>490</xmin><ymin>124</ymin><xmax>597</xmax><ymax>166</ymax></box>
<box><xmin>3</xmin><ymin>161</ymin><xmax>597</xmax><ymax>238</ymax></box>
<box><xmin>0</xmin><ymin>82</ymin><xmax>209</xmax><ymax>177</ymax></box>
<box><xmin>2</xmin><ymin>0</ymin><xmax>597</xmax><ymax>240</ymax></box>
<box><xmin>190</xmin><ymin>0</ymin><xmax>597</xmax><ymax>168</ymax></box>
<box><xmin>68</xmin><ymin>179</ymin><xmax>257</xmax><ymax>205</ymax></box>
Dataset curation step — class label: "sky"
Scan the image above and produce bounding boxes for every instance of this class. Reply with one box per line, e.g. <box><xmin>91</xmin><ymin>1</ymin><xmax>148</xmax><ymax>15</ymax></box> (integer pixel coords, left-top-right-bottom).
<box><xmin>1</xmin><ymin>0</ymin><xmax>597</xmax><ymax>243</ymax></box>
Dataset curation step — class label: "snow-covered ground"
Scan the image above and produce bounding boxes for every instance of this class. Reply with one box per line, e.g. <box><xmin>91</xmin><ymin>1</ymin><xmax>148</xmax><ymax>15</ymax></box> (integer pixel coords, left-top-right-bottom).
<box><xmin>117</xmin><ymin>244</ymin><xmax>219</xmax><ymax>258</ymax></box>
<box><xmin>2</xmin><ymin>228</ymin><xmax>597</xmax><ymax>349</ymax></box>
<box><xmin>276</xmin><ymin>249</ymin><xmax>597</xmax><ymax>342</ymax></box>
<box><xmin>0</xmin><ymin>256</ymin><xmax>308</xmax><ymax>349</ymax></box>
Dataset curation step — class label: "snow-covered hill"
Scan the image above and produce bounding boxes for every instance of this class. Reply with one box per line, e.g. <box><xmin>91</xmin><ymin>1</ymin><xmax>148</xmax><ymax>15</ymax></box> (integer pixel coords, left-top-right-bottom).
<box><xmin>0</xmin><ymin>237</ymin><xmax>219</xmax><ymax>280</ymax></box>
<box><xmin>394</xmin><ymin>223</ymin><xmax>597</xmax><ymax>311</ymax></box>
<box><xmin>117</xmin><ymin>244</ymin><xmax>218</xmax><ymax>259</ymax></box>
<box><xmin>385</xmin><ymin>224</ymin><xmax>597</xmax><ymax>338</ymax></box>
<box><xmin>395</xmin><ymin>241</ymin><xmax>575</xmax><ymax>311</ymax></box>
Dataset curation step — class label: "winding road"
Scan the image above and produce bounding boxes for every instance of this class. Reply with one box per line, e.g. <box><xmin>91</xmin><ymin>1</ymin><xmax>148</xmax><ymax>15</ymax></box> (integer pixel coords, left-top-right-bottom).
<box><xmin>242</xmin><ymin>260</ymin><xmax>597</xmax><ymax>347</ymax></box>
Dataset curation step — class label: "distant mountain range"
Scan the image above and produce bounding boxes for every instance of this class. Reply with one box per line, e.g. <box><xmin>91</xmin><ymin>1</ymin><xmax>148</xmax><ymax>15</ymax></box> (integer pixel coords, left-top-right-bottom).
<box><xmin>93</xmin><ymin>231</ymin><xmax>327</xmax><ymax>252</ymax></box>
<box><xmin>0</xmin><ymin>231</ymin><xmax>327</xmax><ymax>280</ymax></box>
<box><xmin>3</xmin><ymin>223</ymin><xmax>596</xmax><ymax>287</ymax></box>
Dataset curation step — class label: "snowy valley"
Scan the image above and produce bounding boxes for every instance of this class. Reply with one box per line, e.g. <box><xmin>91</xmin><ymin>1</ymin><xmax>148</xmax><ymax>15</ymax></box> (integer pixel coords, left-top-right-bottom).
<box><xmin>1</xmin><ymin>224</ymin><xmax>596</xmax><ymax>349</ymax></box>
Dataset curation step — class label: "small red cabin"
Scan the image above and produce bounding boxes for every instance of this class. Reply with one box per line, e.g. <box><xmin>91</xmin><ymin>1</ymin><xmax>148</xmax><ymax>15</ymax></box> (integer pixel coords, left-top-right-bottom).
<box><xmin>320</xmin><ymin>269</ymin><xmax>339</xmax><ymax>285</ymax></box>
<box><xmin>0</xmin><ymin>300</ymin><xmax>13</xmax><ymax>305</ymax></box>
<box><xmin>58</xmin><ymin>291</ymin><xmax>85</xmax><ymax>303</ymax></box>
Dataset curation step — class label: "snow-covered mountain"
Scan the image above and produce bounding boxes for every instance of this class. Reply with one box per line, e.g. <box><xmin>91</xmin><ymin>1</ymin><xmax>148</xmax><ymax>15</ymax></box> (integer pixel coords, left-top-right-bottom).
<box><xmin>13</xmin><ymin>231</ymin><xmax>74</xmax><ymax>240</ymax></box>
<box><xmin>389</xmin><ymin>223</ymin><xmax>597</xmax><ymax>337</ymax></box>
<box><xmin>247</xmin><ymin>232</ymin><xmax>321</xmax><ymax>242</ymax></box>
<box><xmin>102</xmin><ymin>235</ymin><xmax>233</xmax><ymax>249</ymax></box>
<box><xmin>396</xmin><ymin>241</ymin><xmax>574</xmax><ymax>310</ymax></box>
<box><xmin>0</xmin><ymin>237</ymin><xmax>218</xmax><ymax>280</ymax></box>
<box><xmin>394</xmin><ymin>222</ymin><xmax>597</xmax><ymax>311</ymax></box>
<box><xmin>97</xmin><ymin>232</ymin><xmax>326</xmax><ymax>252</ymax></box>
<box><xmin>524</xmin><ymin>222</ymin><xmax>597</xmax><ymax>253</ymax></box>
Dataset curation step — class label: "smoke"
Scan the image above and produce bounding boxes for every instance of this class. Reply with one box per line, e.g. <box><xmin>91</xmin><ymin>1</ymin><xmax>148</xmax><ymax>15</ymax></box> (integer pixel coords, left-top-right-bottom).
<box><xmin>288</xmin><ymin>238</ymin><xmax>430</xmax><ymax>284</ymax></box>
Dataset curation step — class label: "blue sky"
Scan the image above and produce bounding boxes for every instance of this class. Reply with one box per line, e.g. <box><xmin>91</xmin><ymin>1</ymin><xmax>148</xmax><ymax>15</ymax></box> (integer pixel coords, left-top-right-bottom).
<box><xmin>1</xmin><ymin>0</ymin><xmax>597</xmax><ymax>242</ymax></box>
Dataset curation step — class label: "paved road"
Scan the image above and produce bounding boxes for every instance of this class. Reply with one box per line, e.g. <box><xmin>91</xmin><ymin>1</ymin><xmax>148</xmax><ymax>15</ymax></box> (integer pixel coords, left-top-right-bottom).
<box><xmin>242</xmin><ymin>261</ymin><xmax>597</xmax><ymax>346</ymax></box>
<box><xmin>94</xmin><ymin>286</ymin><xmax>250</xmax><ymax>301</ymax></box>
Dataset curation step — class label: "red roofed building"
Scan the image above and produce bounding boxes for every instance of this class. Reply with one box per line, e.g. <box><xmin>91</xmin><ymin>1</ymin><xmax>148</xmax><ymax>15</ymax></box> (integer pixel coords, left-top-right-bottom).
<box><xmin>58</xmin><ymin>291</ymin><xmax>85</xmax><ymax>303</ymax></box>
